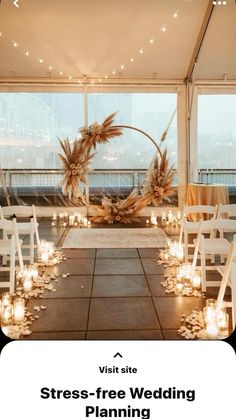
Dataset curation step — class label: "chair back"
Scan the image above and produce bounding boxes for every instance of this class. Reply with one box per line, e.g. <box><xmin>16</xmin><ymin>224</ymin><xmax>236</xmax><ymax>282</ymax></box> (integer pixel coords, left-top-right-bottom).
<box><xmin>218</xmin><ymin>204</ymin><xmax>236</xmax><ymax>219</ymax></box>
<box><xmin>0</xmin><ymin>205</ymin><xmax>36</xmax><ymax>218</ymax></box>
<box><xmin>183</xmin><ymin>205</ymin><xmax>217</xmax><ymax>217</ymax></box>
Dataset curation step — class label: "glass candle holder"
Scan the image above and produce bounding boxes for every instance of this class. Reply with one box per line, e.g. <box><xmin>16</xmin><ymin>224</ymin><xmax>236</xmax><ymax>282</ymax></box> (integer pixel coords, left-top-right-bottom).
<box><xmin>1</xmin><ymin>292</ymin><xmax>12</xmax><ymax>307</ymax></box>
<box><xmin>1</xmin><ymin>304</ymin><xmax>13</xmax><ymax>326</ymax></box>
<box><xmin>23</xmin><ymin>275</ymin><xmax>33</xmax><ymax>292</ymax></box>
<box><xmin>13</xmin><ymin>298</ymin><xmax>25</xmax><ymax>323</ymax></box>
<box><xmin>216</xmin><ymin>307</ymin><xmax>229</xmax><ymax>337</ymax></box>
<box><xmin>206</xmin><ymin>321</ymin><xmax>219</xmax><ymax>339</ymax></box>
<box><xmin>191</xmin><ymin>273</ymin><xmax>201</xmax><ymax>289</ymax></box>
<box><xmin>204</xmin><ymin>299</ymin><xmax>217</xmax><ymax>324</ymax></box>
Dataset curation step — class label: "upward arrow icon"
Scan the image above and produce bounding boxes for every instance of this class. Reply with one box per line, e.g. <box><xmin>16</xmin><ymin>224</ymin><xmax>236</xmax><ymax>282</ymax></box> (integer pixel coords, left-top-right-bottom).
<box><xmin>114</xmin><ymin>352</ymin><xmax>123</xmax><ymax>358</ymax></box>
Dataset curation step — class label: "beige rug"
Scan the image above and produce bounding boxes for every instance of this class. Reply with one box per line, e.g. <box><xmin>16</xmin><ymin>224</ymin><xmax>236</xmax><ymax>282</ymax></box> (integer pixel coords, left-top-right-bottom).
<box><xmin>62</xmin><ymin>228</ymin><xmax>167</xmax><ymax>249</ymax></box>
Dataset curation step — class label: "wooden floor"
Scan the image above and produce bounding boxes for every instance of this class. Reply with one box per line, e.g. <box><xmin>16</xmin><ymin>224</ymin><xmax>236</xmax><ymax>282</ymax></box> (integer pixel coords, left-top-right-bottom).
<box><xmin>0</xmin><ymin>219</ymin><xmax>231</xmax><ymax>340</ymax></box>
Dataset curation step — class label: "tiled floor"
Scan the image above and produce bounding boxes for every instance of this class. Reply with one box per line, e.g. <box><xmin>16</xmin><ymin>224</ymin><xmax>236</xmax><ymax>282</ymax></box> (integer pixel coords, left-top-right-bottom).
<box><xmin>0</xmin><ymin>219</ymin><xmax>230</xmax><ymax>340</ymax></box>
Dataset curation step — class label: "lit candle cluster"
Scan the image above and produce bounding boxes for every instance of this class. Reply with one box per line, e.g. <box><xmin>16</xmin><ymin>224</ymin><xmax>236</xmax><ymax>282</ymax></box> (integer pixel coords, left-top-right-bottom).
<box><xmin>161</xmin><ymin>210</ymin><xmax>181</xmax><ymax>228</ymax></box>
<box><xmin>0</xmin><ymin>293</ymin><xmax>25</xmax><ymax>327</ymax></box>
<box><xmin>52</xmin><ymin>213</ymin><xmax>91</xmax><ymax>228</ymax></box>
<box><xmin>203</xmin><ymin>299</ymin><xmax>229</xmax><ymax>339</ymax></box>
<box><xmin>176</xmin><ymin>263</ymin><xmax>201</xmax><ymax>294</ymax></box>
<box><xmin>163</xmin><ymin>240</ymin><xmax>184</xmax><ymax>263</ymax></box>
<box><xmin>16</xmin><ymin>264</ymin><xmax>39</xmax><ymax>292</ymax></box>
<box><xmin>38</xmin><ymin>240</ymin><xmax>56</xmax><ymax>264</ymax></box>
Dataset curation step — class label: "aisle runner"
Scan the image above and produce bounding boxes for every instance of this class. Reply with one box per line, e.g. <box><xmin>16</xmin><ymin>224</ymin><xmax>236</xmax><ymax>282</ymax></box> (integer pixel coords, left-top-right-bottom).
<box><xmin>62</xmin><ymin>228</ymin><xmax>167</xmax><ymax>249</ymax></box>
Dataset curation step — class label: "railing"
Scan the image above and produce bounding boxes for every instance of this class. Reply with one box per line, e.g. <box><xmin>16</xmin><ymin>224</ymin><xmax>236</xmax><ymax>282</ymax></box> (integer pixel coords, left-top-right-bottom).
<box><xmin>1</xmin><ymin>168</ymin><xmax>236</xmax><ymax>196</ymax></box>
<box><xmin>198</xmin><ymin>169</ymin><xmax>236</xmax><ymax>186</ymax></box>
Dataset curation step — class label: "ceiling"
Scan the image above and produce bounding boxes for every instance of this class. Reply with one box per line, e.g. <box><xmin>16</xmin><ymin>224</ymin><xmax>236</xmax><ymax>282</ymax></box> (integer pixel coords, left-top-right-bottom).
<box><xmin>0</xmin><ymin>0</ymin><xmax>235</xmax><ymax>81</ymax></box>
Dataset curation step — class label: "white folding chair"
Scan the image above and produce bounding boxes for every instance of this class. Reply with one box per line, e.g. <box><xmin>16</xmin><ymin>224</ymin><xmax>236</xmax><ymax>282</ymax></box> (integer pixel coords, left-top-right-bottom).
<box><xmin>0</xmin><ymin>205</ymin><xmax>40</xmax><ymax>264</ymax></box>
<box><xmin>192</xmin><ymin>219</ymin><xmax>236</xmax><ymax>292</ymax></box>
<box><xmin>217</xmin><ymin>203</ymin><xmax>236</xmax><ymax>219</ymax></box>
<box><xmin>0</xmin><ymin>218</ymin><xmax>23</xmax><ymax>293</ymax></box>
<box><xmin>179</xmin><ymin>205</ymin><xmax>218</xmax><ymax>262</ymax></box>
<box><xmin>216</xmin><ymin>237</ymin><xmax>236</xmax><ymax>330</ymax></box>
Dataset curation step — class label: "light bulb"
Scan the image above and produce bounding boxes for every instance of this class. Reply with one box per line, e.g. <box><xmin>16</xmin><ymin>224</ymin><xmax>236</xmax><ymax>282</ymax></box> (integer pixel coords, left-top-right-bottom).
<box><xmin>222</xmin><ymin>0</ymin><xmax>226</xmax><ymax>4</ymax></box>
<box><xmin>218</xmin><ymin>1</ymin><xmax>222</xmax><ymax>4</ymax></box>
<box><xmin>139</xmin><ymin>48</ymin><xmax>143</xmax><ymax>54</ymax></box>
<box><xmin>213</xmin><ymin>1</ymin><xmax>217</xmax><ymax>4</ymax></box>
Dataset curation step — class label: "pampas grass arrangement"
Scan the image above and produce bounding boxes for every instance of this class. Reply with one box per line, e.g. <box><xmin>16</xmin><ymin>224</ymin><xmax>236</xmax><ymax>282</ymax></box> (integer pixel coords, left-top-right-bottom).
<box><xmin>79</xmin><ymin>112</ymin><xmax>123</xmax><ymax>150</ymax></box>
<box><xmin>141</xmin><ymin>149</ymin><xmax>175</xmax><ymax>206</ymax></box>
<box><xmin>58</xmin><ymin>112</ymin><xmax>175</xmax><ymax>214</ymax></box>
<box><xmin>58</xmin><ymin>138</ymin><xmax>94</xmax><ymax>202</ymax></box>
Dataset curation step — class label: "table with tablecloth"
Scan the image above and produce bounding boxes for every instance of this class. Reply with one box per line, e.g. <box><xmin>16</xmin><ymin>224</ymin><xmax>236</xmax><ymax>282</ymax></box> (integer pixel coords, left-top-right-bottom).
<box><xmin>186</xmin><ymin>183</ymin><xmax>229</xmax><ymax>219</ymax></box>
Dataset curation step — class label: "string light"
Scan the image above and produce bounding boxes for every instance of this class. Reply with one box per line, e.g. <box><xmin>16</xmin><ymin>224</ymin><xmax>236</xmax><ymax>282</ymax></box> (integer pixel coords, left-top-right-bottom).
<box><xmin>130</xmin><ymin>57</ymin><xmax>134</xmax><ymax>62</ymax></box>
<box><xmin>139</xmin><ymin>48</ymin><xmax>143</xmax><ymax>54</ymax></box>
<box><xmin>149</xmin><ymin>38</ymin><xmax>154</xmax><ymax>44</ymax></box>
<box><xmin>13</xmin><ymin>41</ymin><xmax>18</xmax><ymax>47</ymax></box>
<box><xmin>161</xmin><ymin>25</ymin><xmax>166</xmax><ymax>32</ymax></box>
<box><xmin>173</xmin><ymin>11</ymin><xmax>178</xmax><ymax>18</ymax></box>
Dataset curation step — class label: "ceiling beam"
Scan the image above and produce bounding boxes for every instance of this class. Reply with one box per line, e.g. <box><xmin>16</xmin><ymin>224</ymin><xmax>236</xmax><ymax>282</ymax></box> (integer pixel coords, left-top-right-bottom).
<box><xmin>185</xmin><ymin>0</ymin><xmax>215</xmax><ymax>83</ymax></box>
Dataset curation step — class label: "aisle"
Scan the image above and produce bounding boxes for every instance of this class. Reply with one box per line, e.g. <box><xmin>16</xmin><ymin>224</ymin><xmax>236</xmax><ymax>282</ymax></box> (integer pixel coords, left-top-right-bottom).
<box><xmin>19</xmin><ymin>219</ymin><xmax>212</xmax><ymax>340</ymax></box>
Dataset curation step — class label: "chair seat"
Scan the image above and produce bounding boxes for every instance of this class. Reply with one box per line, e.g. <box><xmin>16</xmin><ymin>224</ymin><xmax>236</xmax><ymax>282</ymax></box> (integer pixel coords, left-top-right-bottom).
<box><xmin>200</xmin><ymin>238</ymin><xmax>230</xmax><ymax>255</ymax></box>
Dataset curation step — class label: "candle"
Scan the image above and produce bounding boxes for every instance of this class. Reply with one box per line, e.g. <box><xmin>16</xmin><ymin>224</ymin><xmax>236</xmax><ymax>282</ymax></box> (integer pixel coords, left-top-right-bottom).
<box><xmin>206</xmin><ymin>323</ymin><xmax>218</xmax><ymax>339</ymax></box>
<box><xmin>69</xmin><ymin>215</ymin><xmax>75</xmax><ymax>226</ymax></box>
<box><xmin>51</xmin><ymin>213</ymin><xmax>57</xmax><ymax>226</ymax></box>
<box><xmin>168</xmin><ymin>210</ymin><xmax>173</xmax><ymax>223</ymax></box>
<box><xmin>23</xmin><ymin>276</ymin><xmax>33</xmax><ymax>292</ymax></box>
<box><xmin>192</xmin><ymin>273</ymin><xmax>201</xmax><ymax>289</ymax></box>
<box><xmin>1</xmin><ymin>304</ymin><xmax>13</xmax><ymax>326</ymax></box>
<box><xmin>151</xmin><ymin>216</ymin><xmax>157</xmax><ymax>225</ymax></box>
<box><xmin>83</xmin><ymin>217</ymin><xmax>88</xmax><ymax>227</ymax></box>
<box><xmin>41</xmin><ymin>251</ymin><xmax>49</xmax><ymax>264</ymax></box>
<box><xmin>1</xmin><ymin>293</ymin><xmax>12</xmax><ymax>307</ymax></box>
<box><xmin>176</xmin><ymin>282</ymin><xmax>183</xmax><ymax>292</ymax></box>
<box><xmin>13</xmin><ymin>298</ymin><xmax>25</xmax><ymax>323</ymax></box>
<box><xmin>161</xmin><ymin>212</ymin><xmax>166</xmax><ymax>224</ymax></box>
<box><xmin>216</xmin><ymin>309</ymin><xmax>229</xmax><ymax>337</ymax></box>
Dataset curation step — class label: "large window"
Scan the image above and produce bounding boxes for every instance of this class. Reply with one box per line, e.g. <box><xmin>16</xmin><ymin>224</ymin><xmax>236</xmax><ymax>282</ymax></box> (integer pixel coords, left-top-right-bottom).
<box><xmin>88</xmin><ymin>92</ymin><xmax>177</xmax><ymax>170</ymax></box>
<box><xmin>0</xmin><ymin>93</ymin><xmax>84</xmax><ymax>169</ymax></box>
<box><xmin>198</xmin><ymin>94</ymin><xmax>236</xmax><ymax>184</ymax></box>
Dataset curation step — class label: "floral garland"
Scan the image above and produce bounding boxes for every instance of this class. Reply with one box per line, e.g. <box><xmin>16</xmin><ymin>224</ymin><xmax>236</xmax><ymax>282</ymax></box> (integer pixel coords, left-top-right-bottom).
<box><xmin>59</xmin><ymin>113</ymin><xmax>175</xmax><ymax>222</ymax></box>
